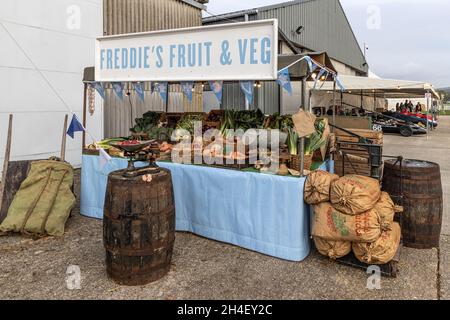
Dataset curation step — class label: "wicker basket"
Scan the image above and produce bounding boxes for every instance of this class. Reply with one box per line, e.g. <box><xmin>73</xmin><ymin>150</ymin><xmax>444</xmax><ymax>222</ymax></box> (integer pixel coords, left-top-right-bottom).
<box><xmin>290</xmin><ymin>153</ymin><xmax>313</xmax><ymax>172</ymax></box>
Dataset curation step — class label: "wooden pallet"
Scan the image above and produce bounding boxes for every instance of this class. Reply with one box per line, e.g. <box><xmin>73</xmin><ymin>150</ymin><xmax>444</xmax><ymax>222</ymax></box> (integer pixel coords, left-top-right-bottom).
<box><xmin>334</xmin><ymin>243</ymin><xmax>402</xmax><ymax>278</ymax></box>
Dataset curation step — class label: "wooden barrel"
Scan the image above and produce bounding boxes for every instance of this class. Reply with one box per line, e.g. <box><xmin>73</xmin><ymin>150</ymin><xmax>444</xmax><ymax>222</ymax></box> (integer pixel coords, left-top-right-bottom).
<box><xmin>103</xmin><ymin>166</ymin><xmax>175</xmax><ymax>286</ymax></box>
<box><xmin>382</xmin><ymin>159</ymin><xmax>442</xmax><ymax>249</ymax></box>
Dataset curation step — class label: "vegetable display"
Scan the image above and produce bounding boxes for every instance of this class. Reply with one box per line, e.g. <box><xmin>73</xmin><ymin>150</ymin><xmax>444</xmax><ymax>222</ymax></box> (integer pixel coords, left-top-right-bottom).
<box><xmin>176</xmin><ymin>114</ymin><xmax>204</xmax><ymax>135</ymax></box>
<box><xmin>130</xmin><ymin>111</ymin><xmax>162</xmax><ymax>135</ymax></box>
<box><xmin>220</xmin><ymin>109</ymin><xmax>265</xmax><ymax>134</ymax></box>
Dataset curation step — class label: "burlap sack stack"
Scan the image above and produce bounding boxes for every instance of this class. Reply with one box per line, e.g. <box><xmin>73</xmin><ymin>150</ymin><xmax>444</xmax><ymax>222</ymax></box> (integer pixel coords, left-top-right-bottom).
<box><xmin>305</xmin><ymin>173</ymin><xmax>403</xmax><ymax>264</ymax></box>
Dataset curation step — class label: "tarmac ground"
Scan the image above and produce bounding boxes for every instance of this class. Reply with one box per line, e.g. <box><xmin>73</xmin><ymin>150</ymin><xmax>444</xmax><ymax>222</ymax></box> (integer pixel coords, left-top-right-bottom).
<box><xmin>0</xmin><ymin>117</ymin><xmax>449</xmax><ymax>300</ymax></box>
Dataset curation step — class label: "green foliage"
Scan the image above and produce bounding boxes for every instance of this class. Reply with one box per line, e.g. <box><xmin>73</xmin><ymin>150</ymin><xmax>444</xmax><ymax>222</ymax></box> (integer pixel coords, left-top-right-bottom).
<box><xmin>305</xmin><ymin>119</ymin><xmax>327</xmax><ymax>155</ymax></box>
<box><xmin>220</xmin><ymin>109</ymin><xmax>265</xmax><ymax>134</ymax></box>
<box><xmin>130</xmin><ymin>111</ymin><xmax>161</xmax><ymax>134</ymax></box>
<box><xmin>176</xmin><ymin>114</ymin><xmax>204</xmax><ymax>135</ymax></box>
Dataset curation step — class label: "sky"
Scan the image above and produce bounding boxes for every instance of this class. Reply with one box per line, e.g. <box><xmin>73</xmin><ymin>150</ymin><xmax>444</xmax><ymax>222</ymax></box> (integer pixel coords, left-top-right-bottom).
<box><xmin>203</xmin><ymin>0</ymin><xmax>450</xmax><ymax>88</ymax></box>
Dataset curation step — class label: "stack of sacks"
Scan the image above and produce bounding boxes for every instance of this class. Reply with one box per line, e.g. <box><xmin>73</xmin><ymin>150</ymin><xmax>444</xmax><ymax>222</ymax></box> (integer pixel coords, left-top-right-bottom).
<box><xmin>305</xmin><ymin>173</ymin><xmax>403</xmax><ymax>264</ymax></box>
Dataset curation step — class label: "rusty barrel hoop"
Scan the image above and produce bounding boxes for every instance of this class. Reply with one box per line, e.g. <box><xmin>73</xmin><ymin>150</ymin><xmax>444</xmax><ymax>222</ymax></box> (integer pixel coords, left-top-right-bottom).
<box><xmin>382</xmin><ymin>159</ymin><xmax>443</xmax><ymax>249</ymax></box>
<box><xmin>103</xmin><ymin>166</ymin><xmax>175</xmax><ymax>286</ymax></box>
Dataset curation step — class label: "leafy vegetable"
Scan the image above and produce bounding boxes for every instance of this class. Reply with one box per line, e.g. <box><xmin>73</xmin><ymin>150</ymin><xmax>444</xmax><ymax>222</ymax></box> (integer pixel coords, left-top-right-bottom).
<box><xmin>130</xmin><ymin>111</ymin><xmax>162</xmax><ymax>134</ymax></box>
<box><xmin>264</xmin><ymin>113</ymin><xmax>294</xmax><ymax>131</ymax></box>
<box><xmin>176</xmin><ymin>114</ymin><xmax>204</xmax><ymax>135</ymax></box>
<box><xmin>220</xmin><ymin>109</ymin><xmax>265</xmax><ymax>135</ymax></box>
<box><xmin>305</xmin><ymin>119</ymin><xmax>327</xmax><ymax>155</ymax></box>
<box><xmin>287</xmin><ymin>127</ymin><xmax>299</xmax><ymax>155</ymax></box>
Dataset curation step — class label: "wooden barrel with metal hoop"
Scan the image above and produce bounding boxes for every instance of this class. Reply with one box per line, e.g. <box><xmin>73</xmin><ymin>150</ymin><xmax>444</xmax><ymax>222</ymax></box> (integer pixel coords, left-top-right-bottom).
<box><xmin>382</xmin><ymin>159</ymin><xmax>442</xmax><ymax>249</ymax></box>
<box><xmin>103</xmin><ymin>166</ymin><xmax>175</xmax><ymax>285</ymax></box>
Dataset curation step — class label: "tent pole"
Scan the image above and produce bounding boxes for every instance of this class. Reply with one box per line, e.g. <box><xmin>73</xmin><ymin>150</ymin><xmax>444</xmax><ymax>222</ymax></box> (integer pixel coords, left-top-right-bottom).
<box><xmin>165</xmin><ymin>85</ymin><xmax>170</xmax><ymax>113</ymax></box>
<box><xmin>332</xmin><ymin>80</ymin><xmax>336</xmax><ymax>131</ymax></box>
<box><xmin>300</xmin><ymin>77</ymin><xmax>307</xmax><ymax>177</ymax></box>
<box><xmin>61</xmin><ymin>114</ymin><xmax>69</xmax><ymax>162</ymax></box>
<box><xmin>374</xmin><ymin>90</ymin><xmax>376</xmax><ymax>111</ymax></box>
<box><xmin>82</xmin><ymin>82</ymin><xmax>88</xmax><ymax>150</ymax></box>
<box><xmin>0</xmin><ymin>114</ymin><xmax>13</xmax><ymax>212</ymax></box>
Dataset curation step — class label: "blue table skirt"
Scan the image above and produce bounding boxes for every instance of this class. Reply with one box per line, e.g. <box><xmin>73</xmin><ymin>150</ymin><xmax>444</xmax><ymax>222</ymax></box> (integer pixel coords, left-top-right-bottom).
<box><xmin>80</xmin><ymin>155</ymin><xmax>332</xmax><ymax>262</ymax></box>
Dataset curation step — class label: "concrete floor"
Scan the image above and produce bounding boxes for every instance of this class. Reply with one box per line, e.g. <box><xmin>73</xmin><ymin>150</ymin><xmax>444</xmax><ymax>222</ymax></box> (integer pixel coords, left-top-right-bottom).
<box><xmin>0</xmin><ymin>118</ymin><xmax>449</xmax><ymax>300</ymax></box>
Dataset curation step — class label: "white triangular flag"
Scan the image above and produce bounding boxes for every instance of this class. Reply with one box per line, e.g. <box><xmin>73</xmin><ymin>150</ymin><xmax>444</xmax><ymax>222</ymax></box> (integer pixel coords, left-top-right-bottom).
<box><xmin>99</xmin><ymin>148</ymin><xmax>112</xmax><ymax>169</ymax></box>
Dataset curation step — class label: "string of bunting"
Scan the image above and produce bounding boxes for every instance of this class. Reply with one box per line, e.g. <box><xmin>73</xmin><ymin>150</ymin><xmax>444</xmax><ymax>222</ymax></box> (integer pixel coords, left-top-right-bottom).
<box><xmin>78</xmin><ymin>55</ymin><xmax>345</xmax><ymax>168</ymax></box>
<box><xmin>86</xmin><ymin>55</ymin><xmax>343</xmax><ymax>108</ymax></box>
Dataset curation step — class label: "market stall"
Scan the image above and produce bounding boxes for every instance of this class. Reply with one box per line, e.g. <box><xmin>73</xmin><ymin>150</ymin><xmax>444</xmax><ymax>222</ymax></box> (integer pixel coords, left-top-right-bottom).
<box><xmin>78</xmin><ymin>20</ymin><xmax>339</xmax><ymax>262</ymax></box>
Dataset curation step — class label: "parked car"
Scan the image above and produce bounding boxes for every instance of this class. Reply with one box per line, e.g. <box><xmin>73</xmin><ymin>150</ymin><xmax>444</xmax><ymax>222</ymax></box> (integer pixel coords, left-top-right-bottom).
<box><xmin>384</xmin><ymin>111</ymin><xmax>438</xmax><ymax>128</ymax></box>
<box><xmin>370</xmin><ymin>112</ymin><xmax>427</xmax><ymax>137</ymax></box>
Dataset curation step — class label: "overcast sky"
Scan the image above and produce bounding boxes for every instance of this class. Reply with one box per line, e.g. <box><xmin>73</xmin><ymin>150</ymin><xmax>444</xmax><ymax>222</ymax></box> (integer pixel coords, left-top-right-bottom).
<box><xmin>204</xmin><ymin>0</ymin><xmax>450</xmax><ymax>88</ymax></box>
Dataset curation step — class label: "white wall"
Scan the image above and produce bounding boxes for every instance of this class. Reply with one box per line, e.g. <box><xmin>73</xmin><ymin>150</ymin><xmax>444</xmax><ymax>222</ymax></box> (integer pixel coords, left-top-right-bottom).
<box><xmin>330</xmin><ymin>58</ymin><xmax>358</xmax><ymax>76</ymax></box>
<box><xmin>0</xmin><ymin>0</ymin><xmax>103</xmax><ymax>174</ymax></box>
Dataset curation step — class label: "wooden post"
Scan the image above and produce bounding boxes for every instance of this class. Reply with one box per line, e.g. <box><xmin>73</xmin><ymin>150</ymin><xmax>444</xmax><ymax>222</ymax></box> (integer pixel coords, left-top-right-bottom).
<box><xmin>0</xmin><ymin>114</ymin><xmax>13</xmax><ymax>212</ymax></box>
<box><xmin>332</xmin><ymin>80</ymin><xmax>337</xmax><ymax>131</ymax></box>
<box><xmin>61</xmin><ymin>114</ymin><xmax>69</xmax><ymax>161</ymax></box>
<box><xmin>82</xmin><ymin>82</ymin><xmax>88</xmax><ymax>150</ymax></box>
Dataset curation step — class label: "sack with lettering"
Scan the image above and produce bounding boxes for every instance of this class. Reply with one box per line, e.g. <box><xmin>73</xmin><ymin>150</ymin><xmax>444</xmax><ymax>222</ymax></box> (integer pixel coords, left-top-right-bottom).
<box><xmin>330</xmin><ymin>175</ymin><xmax>381</xmax><ymax>215</ymax></box>
<box><xmin>374</xmin><ymin>192</ymin><xmax>404</xmax><ymax>231</ymax></box>
<box><xmin>312</xmin><ymin>202</ymin><xmax>382</xmax><ymax>243</ymax></box>
<box><xmin>352</xmin><ymin>222</ymin><xmax>401</xmax><ymax>265</ymax></box>
<box><xmin>313</xmin><ymin>237</ymin><xmax>351</xmax><ymax>260</ymax></box>
<box><xmin>304</xmin><ymin>170</ymin><xmax>339</xmax><ymax>205</ymax></box>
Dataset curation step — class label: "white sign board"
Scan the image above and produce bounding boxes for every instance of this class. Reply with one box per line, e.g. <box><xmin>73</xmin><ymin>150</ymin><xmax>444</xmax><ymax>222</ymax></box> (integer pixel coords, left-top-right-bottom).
<box><xmin>95</xmin><ymin>20</ymin><xmax>278</xmax><ymax>82</ymax></box>
<box><xmin>425</xmin><ymin>92</ymin><xmax>432</xmax><ymax>99</ymax></box>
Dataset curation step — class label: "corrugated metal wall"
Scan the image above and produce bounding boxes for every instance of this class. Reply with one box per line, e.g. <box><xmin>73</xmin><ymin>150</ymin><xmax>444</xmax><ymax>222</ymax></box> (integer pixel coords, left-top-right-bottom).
<box><xmin>103</xmin><ymin>0</ymin><xmax>203</xmax><ymax>138</ymax></box>
<box><xmin>257</xmin><ymin>0</ymin><xmax>367</xmax><ymax>74</ymax></box>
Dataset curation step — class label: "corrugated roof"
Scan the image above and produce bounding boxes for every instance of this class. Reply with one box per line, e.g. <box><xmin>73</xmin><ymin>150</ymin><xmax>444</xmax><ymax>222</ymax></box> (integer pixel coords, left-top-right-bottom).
<box><xmin>203</xmin><ymin>0</ymin><xmax>368</xmax><ymax>74</ymax></box>
<box><xmin>181</xmin><ymin>0</ymin><xmax>207</xmax><ymax>10</ymax></box>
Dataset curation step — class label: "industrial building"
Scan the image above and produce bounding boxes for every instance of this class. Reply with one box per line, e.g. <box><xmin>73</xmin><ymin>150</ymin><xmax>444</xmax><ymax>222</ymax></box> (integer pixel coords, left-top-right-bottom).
<box><xmin>1</xmin><ymin>0</ymin><xmax>368</xmax><ymax>168</ymax></box>
<box><xmin>203</xmin><ymin>0</ymin><xmax>369</xmax><ymax>114</ymax></box>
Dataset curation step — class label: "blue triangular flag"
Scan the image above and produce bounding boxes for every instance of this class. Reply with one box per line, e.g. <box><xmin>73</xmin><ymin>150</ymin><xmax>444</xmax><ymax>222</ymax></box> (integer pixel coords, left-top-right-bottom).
<box><xmin>240</xmin><ymin>81</ymin><xmax>254</xmax><ymax>105</ymax></box>
<box><xmin>112</xmin><ymin>82</ymin><xmax>124</xmax><ymax>100</ymax></box>
<box><xmin>335</xmin><ymin>75</ymin><xmax>345</xmax><ymax>91</ymax></box>
<box><xmin>181</xmin><ymin>82</ymin><xmax>194</xmax><ymax>103</ymax></box>
<box><xmin>67</xmin><ymin>114</ymin><xmax>85</xmax><ymax>139</ymax></box>
<box><xmin>303</xmin><ymin>56</ymin><xmax>314</xmax><ymax>73</ymax></box>
<box><xmin>313</xmin><ymin>68</ymin><xmax>327</xmax><ymax>90</ymax></box>
<box><xmin>91</xmin><ymin>82</ymin><xmax>105</xmax><ymax>99</ymax></box>
<box><xmin>133</xmin><ymin>82</ymin><xmax>145</xmax><ymax>102</ymax></box>
<box><xmin>208</xmin><ymin>81</ymin><xmax>223</xmax><ymax>104</ymax></box>
<box><xmin>157</xmin><ymin>82</ymin><xmax>168</xmax><ymax>103</ymax></box>
<box><xmin>277</xmin><ymin>68</ymin><xmax>292</xmax><ymax>96</ymax></box>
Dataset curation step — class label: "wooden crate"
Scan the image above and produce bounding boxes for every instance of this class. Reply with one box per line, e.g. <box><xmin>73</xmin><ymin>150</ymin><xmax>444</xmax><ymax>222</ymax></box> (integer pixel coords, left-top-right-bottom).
<box><xmin>335</xmin><ymin>128</ymin><xmax>383</xmax><ymax>177</ymax></box>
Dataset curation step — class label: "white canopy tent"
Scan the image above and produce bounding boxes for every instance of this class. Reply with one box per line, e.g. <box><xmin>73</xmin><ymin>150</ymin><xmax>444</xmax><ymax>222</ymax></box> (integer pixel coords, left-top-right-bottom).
<box><xmin>308</xmin><ymin>75</ymin><xmax>440</xmax><ymax>112</ymax></box>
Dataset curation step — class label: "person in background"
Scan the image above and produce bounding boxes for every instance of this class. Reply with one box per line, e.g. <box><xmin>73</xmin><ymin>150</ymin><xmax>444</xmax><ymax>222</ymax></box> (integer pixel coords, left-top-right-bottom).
<box><xmin>396</xmin><ymin>102</ymin><xmax>400</xmax><ymax>112</ymax></box>
<box><xmin>408</xmin><ymin>100</ymin><xmax>413</xmax><ymax>112</ymax></box>
<box><xmin>415</xmin><ymin>102</ymin><xmax>422</xmax><ymax>113</ymax></box>
<box><xmin>399</xmin><ymin>102</ymin><xmax>405</xmax><ymax>112</ymax></box>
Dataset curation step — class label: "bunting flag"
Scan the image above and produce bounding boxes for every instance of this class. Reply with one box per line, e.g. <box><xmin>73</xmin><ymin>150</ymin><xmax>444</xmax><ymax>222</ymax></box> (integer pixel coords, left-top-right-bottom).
<box><xmin>240</xmin><ymin>81</ymin><xmax>255</xmax><ymax>105</ymax></box>
<box><xmin>335</xmin><ymin>75</ymin><xmax>346</xmax><ymax>92</ymax></box>
<box><xmin>313</xmin><ymin>68</ymin><xmax>327</xmax><ymax>90</ymax></box>
<box><xmin>98</xmin><ymin>148</ymin><xmax>112</xmax><ymax>170</ymax></box>
<box><xmin>181</xmin><ymin>81</ymin><xmax>194</xmax><ymax>103</ymax></box>
<box><xmin>132</xmin><ymin>82</ymin><xmax>145</xmax><ymax>102</ymax></box>
<box><xmin>276</xmin><ymin>68</ymin><xmax>292</xmax><ymax>96</ymax></box>
<box><xmin>91</xmin><ymin>82</ymin><xmax>105</xmax><ymax>99</ymax></box>
<box><xmin>112</xmin><ymin>82</ymin><xmax>124</xmax><ymax>100</ymax></box>
<box><xmin>157</xmin><ymin>82</ymin><xmax>168</xmax><ymax>103</ymax></box>
<box><xmin>303</xmin><ymin>56</ymin><xmax>314</xmax><ymax>73</ymax></box>
<box><xmin>66</xmin><ymin>114</ymin><xmax>85</xmax><ymax>139</ymax></box>
<box><xmin>208</xmin><ymin>80</ymin><xmax>223</xmax><ymax>104</ymax></box>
